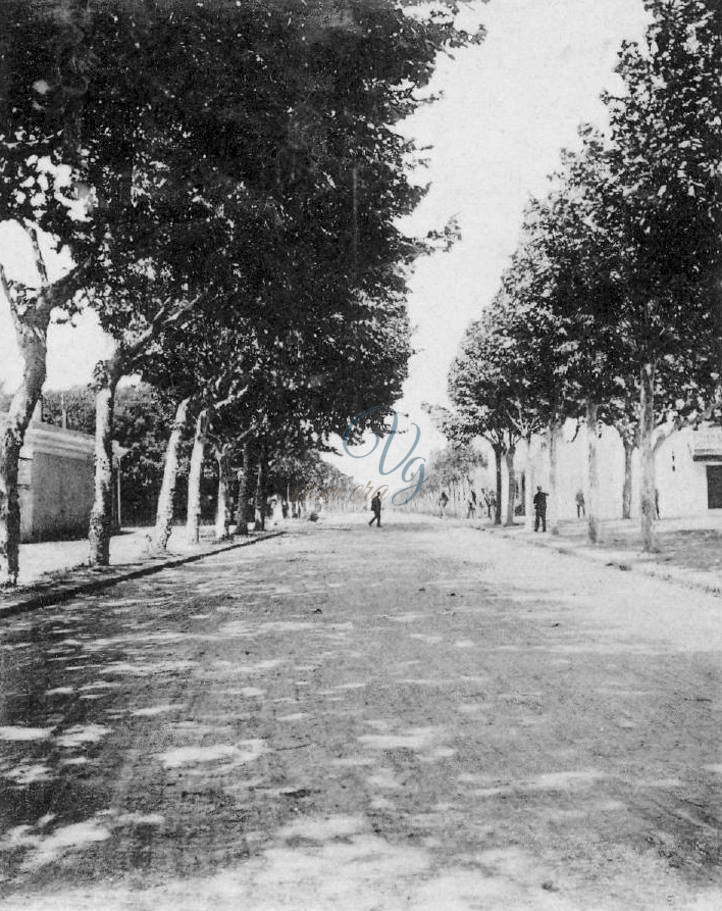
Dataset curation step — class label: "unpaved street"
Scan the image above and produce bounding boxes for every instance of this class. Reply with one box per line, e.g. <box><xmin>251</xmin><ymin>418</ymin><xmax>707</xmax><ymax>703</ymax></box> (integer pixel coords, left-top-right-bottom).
<box><xmin>1</xmin><ymin>515</ymin><xmax>720</xmax><ymax>910</ymax></box>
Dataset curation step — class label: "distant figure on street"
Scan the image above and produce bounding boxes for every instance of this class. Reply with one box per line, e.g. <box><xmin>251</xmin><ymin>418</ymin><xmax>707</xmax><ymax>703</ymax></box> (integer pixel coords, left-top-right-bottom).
<box><xmin>482</xmin><ymin>489</ymin><xmax>492</xmax><ymax>519</ymax></box>
<box><xmin>369</xmin><ymin>492</ymin><xmax>382</xmax><ymax>527</ymax></box>
<box><xmin>575</xmin><ymin>489</ymin><xmax>585</xmax><ymax>518</ymax></box>
<box><xmin>438</xmin><ymin>490</ymin><xmax>449</xmax><ymax>518</ymax></box>
<box><xmin>466</xmin><ymin>489</ymin><xmax>477</xmax><ymax>519</ymax></box>
<box><xmin>533</xmin><ymin>485</ymin><xmax>548</xmax><ymax>533</ymax></box>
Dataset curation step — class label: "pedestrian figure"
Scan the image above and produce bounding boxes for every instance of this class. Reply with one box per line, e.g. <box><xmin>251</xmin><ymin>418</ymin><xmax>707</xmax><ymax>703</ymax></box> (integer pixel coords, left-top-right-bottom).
<box><xmin>369</xmin><ymin>492</ymin><xmax>382</xmax><ymax>527</ymax></box>
<box><xmin>438</xmin><ymin>490</ymin><xmax>449</xmax><ymax>518</ymax></box>
<box><xmin>482</xmin><ymin>489</ymin><xmax>492</xmax><ymax>519</ymax></box>
<box><xmin>281</xmin><ymin>500</ymin><xmax>289</xmax><ymax>519</ymax></box>
<box><xmin>575</xmin><ymin>489</ymin><xmax>585</xmax><ymax>518</ymax></box>
<box><xmin>466</xmin><ymin>489</ymin><xmax>477</xmax><ymax>519</ymax></box>
<box><xmin>533</xmin><ymin>485</ymin><xmax>548</xmax><ymax>532</ymax></box>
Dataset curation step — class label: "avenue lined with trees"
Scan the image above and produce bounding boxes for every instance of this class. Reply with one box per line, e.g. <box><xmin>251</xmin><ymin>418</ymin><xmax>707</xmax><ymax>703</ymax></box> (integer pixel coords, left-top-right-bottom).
<box><xmin>0</xmin><ymin>0</ymin><xmax>482</xmax><ymax>584</ymax></box>
<box><xmin>447</xmin><ymin>0</ymin><xmax>722</xmax><ymax>551</ymax></box>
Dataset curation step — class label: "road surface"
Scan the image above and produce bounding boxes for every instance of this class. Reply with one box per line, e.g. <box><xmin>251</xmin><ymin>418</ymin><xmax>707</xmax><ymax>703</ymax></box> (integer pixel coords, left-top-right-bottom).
<box><xmin>1</xmin><ymin>515</ymin><xmax>720</xmax><ymax>909</ymax></box>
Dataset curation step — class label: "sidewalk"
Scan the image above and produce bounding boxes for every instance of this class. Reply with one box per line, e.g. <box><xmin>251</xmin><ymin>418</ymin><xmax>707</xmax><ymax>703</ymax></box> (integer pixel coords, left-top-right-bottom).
<box><xmin>1</xmin><ymin>523</ymin><xmax>287</xmax><ymax>617</ymax></box>
<box><xmin>475</xmin><ymin>513</ymin><xmax>722</xmax><ymax>597</ymax></box>
<box><xmin>16</xmin><ymin>527</ymin><xmax>159</xmax><ymax>586</ymax></box>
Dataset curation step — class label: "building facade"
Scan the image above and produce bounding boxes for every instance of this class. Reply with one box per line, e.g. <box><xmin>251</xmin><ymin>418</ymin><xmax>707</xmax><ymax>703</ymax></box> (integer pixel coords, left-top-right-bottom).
<box><xmin>1</xmin><ymin>415</ymin><xmax>123</xmax><ymax>541</ymax></box>
<box><xmin>478</xmin><ymin>421</ymin><xmax>722</xmax><ymax>524</ymax></box>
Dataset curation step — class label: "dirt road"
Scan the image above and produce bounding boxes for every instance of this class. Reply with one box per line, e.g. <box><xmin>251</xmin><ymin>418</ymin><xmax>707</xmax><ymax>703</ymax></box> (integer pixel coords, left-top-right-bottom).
<box><xmin>1</xmin><ymin>514</ymin><xmax>720</xmax><ymax>909</ymax></box>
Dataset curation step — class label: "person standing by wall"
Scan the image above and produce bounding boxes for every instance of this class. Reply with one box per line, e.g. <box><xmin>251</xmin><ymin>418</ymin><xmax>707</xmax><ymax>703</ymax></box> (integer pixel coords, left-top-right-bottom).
<box><xmin>533</xmin><ymin>486</ymin><xmax>548</xmax><ymax>533</ymax></box>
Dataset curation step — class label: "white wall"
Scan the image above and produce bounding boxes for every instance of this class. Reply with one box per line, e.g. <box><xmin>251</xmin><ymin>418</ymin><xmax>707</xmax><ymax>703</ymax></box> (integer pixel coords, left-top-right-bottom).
<box><xmin>517</xmin><ymin>422</ymin><xmax>722</xmax><ymax>522</ymax></box>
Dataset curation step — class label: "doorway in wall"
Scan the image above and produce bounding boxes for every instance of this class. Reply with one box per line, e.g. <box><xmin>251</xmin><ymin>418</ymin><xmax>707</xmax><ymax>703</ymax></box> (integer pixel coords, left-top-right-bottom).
<box><xmin>706</xmin><ymin>464</ymin><xmax>722</xmax><ymax>509</ymax></box>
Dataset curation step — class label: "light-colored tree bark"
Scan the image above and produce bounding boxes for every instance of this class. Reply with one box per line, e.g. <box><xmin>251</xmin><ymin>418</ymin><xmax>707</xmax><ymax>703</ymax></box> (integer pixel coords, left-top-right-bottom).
<box><xmin>0</xmin><ymin>307</ymin><xmax>48</xmax><ymax>584</ymax></box>
<box><xmin>0</xmin><ymin>229</ymin><xmax>85</xmax><ymax>584</ymax></box>
<box><xmin>492</xmin><ymin>444</ymin><xmax>502</xmax><ymax>525</ymax></box>
<box><xmin>639</xmin><ymin>362</ymin><xmax>657</xmax><ymax>551</ymax></box>
<box><xmin>622</xmin><ymin>435</ymin><xmax>634</xmax><ymax>520</ymax></box>
<box><xmin>152</xmin><ymin>396</ymin><xmax>191</xmax><ymax>550</ymax></box>
<box><xmin>186</xmin><ymin>409</ymin><xmax>208</xmax><ymax>544</ymax></box>
<box><xmin>214</xmin><ymin>443</ymin><xmax>231</xmax><ymax>541</ymax></box>
<box><xmin>89</xmin><ymin>300</ymin><xmax>196</xmax><ymax>564</ymax></box>
<box><xmin>88</xmin><ymin>351</ymin><xmax>124</xmax><ymax>566</ymax></box>
<box><xmin>586</xmin><ymin>399</ymin><xmax>600</xmax><ymax>544</ymax></box>
<box><xmin>234</xmin><ymin>442</ymin><xmax>251</xmax><ymax>536</ymax></box>
<box><xmin>254</xmin><ymin>455</ymin><xmax>265</xmax><ymax>532</ymax></box>
<box><xmin>524</xmin><ymin>435</ymin><xmax>535</xmax><ymax>531</ymax></box>
<box><xmin>504</xmin><ymin>445</ymin><xmax>516</xmax><ymax>527</ymax></box>
<box><xmin>547</xmin><ymin>419</ymin><xmax>563</xmax><ymax>534</ymax></box>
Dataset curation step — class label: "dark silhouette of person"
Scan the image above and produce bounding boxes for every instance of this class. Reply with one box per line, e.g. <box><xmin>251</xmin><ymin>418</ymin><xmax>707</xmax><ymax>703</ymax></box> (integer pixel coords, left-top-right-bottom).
<box><xmin>482</xmin><ymin>488</ymin><xmax>493</xmax><ymax>519</ymax></box>
<box><xmin>466</xmin><ymin>489</ymin><xmax>477</xmax><ymax>519</ymax></box>
<box><xmin>439</xmin><ymin>490</ymin><xmax>449</xmax><ymax>518</ymax></box>
<box><xmin>533</xmin><ymin>485</ymin><xmax>548</xmax><ymax>532</ymax></box>
<box><xmin>575</xmin><ymin>489</ymin><xmax>585</xmax><ymax>518</ymax></box>
<box><xmin>369</xmin><ymin>492</ymin><xmax>382</xmax><ymax>527</ymax></box>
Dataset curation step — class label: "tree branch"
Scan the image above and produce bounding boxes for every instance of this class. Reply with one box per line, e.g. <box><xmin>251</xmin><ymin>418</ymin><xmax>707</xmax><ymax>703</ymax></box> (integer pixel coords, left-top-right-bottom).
<box><xmin>0</xmin><ymin>262</ymin><xmax>11</xmax><ymax>302</ymax></box>
<box><xmin>22</xmin><ymin>221</ymin><xmax>49</xmax><ymax>288</ymax></box>
<box><xmin>123</xmin><ymin>292</ymin><xmax>203</xmax><ymax>367</ymax></box>
<box><xmin>33</xmin><ymin>258</ymin><xmax>93</xmax><ymax>321</ymax></box>
<box><xmin>214</xmin><ymin>383</ymin><xmax>250</xmax><ymax>413</ymax></box>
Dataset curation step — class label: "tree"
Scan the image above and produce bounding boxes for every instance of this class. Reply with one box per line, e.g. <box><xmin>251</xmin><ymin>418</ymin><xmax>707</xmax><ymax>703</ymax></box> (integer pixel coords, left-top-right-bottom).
<box><xmin>517</xmin><ymin>131</ymin><xmax>629</xmax><ymax>542</ymax></box>
<box><xmin>0</xmin><ymin>0</ymin><xmax>93</xmax><ymax>583</ymax></box>
<box><xmin>448</xmin><ymin>290</ymin><xmax>551</xmax><ymax>527</ymax></box>
<box><xmin>1</xmin><ymin>0</ymin><xmax>483</xmax><ymax>579</ymax></box>
<box><xmin>42</xmin><ymin>382</ymin><xmax>185</xmax><ymax>526</ymax></box>
<box><xmin>602</xmin><ymin>0</ymin><xmax>722</xmax><ymax>549</ymax></box>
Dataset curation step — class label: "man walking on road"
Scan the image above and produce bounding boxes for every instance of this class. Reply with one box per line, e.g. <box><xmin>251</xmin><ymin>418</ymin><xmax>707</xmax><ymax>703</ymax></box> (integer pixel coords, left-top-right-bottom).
<box><xmin>369</xmin><ymin>492</ymin><xmax>382</xmax><ymax>528</ymax></box>
<box><xmin>533</xmin><ymin>485</ymin><xmax>548</xmax><ymax>532</ymax></box>
<box><xmin>439</xmin><ymin>491</ymin><xmax>449</xmax><ymax>518</ymax></box>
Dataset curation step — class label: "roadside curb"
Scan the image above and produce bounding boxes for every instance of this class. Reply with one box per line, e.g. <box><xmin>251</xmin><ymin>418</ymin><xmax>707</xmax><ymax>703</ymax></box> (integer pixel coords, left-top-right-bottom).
<box><xmin>476</xmin><ymin>524</ymin><xmax>722</xmax><ymax>599</ymax></box>
<box><xmin>0</xmin><ymin>532</ymin><xmax>286</xmax><ymax>620</ymax></box>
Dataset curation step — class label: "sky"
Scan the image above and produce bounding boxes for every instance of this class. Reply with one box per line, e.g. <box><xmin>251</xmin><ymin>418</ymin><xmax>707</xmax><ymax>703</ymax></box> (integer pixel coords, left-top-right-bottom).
<box><xmin>0</xmin><ymin>0</ymin><xmax>649</xmax><ymax>486</ymax></box>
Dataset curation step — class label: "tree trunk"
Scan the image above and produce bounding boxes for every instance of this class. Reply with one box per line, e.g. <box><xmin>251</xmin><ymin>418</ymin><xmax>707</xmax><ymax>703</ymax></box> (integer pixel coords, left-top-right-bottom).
<box><xmin>88</xmin><ymin>355</ymin><xmax>123</xmax><ymax>566</ymax></box>
<box><xmin>186</xmin><ymin>409</ymin><xmax>208</xmax><ymax>544</ymax></box>
<box><xmin>524</xmin><ymin>435</ymin><xmax>535</xmax><ymax>531</ymax></box>
<box><xmin>504</xmin><ymin>446</ymin><xmax>516</xmax><ymax>527</ymax></box>
<box><xmin>639</xmin><ymin>363</ymin><xmax>656</xmax><ymax>552</ymax></box>
<box><xmin>234</xmin><ymin>442</ymin><xmax>251</xmax><ymax>536</ymax></box>
<box><xmin>548</xmin><ymin>419</ymin><xmax>562</xmax><ymax>535</ymax></box>
<box><xmin>254</xmin><ymin>458</ymin><xmax>265</xmax><ymax>532</ymax></box>
<box><xmin>493</xmin><ymin>445</ymin><xmax>502</xmax><ymax>525</ymax></box>
<box><xmin>214</xmin><ymin>445</ymin><xmax>231</xmax><ymax>541</ymax></box>
<box><xmin>622</xmin><ymin>436</ymin><xmax>634</xmax><ymax>521</ymax></box>
<box><xmin>152</xmin><ymin>396</ymin><xmax>191</xmax><ymax>550</ymax></box>
<box><xmin>586</xmin><ymin>399</ymin><xmax>600</xmax><ymax>544</ymax></box>
<box><xmin>0</xmin><ymin>319</ymin><xmax>48</xmax><ymax>584</ymax></box>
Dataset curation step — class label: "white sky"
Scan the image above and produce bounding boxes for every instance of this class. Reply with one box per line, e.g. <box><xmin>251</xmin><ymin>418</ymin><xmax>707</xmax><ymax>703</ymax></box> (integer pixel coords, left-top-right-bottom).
<box><xmin>0</xmin><ymin>0</ymin><xmax>649</xmax><ymax>485</ymax></box>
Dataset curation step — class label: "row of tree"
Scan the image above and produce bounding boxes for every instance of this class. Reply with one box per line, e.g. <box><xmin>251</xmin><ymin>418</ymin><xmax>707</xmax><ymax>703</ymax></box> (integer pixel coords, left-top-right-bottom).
<box><xmin>43</xmin><ymin>381</ymin><xmax>352</xmax><ymax>528</ymax></box>
<box><xmin>447</xmin><ymin>0</ymin><xmax>721</xmax><ymax>550</ymax></box>
<box><xmin>0</xmin><ymin>0</ymin><xmax>483</xmax><ymax>583</ymax></box>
